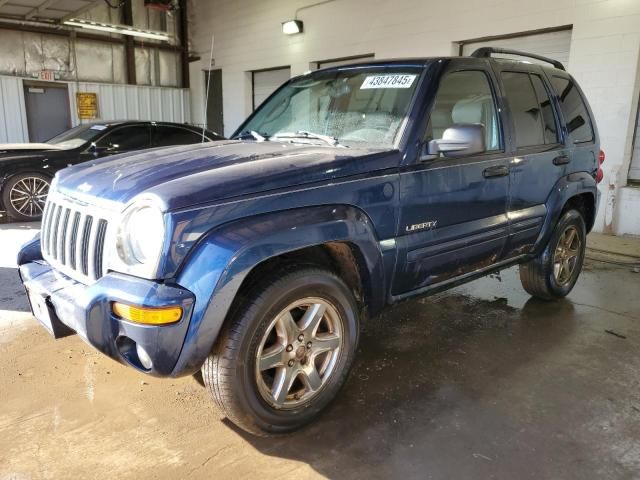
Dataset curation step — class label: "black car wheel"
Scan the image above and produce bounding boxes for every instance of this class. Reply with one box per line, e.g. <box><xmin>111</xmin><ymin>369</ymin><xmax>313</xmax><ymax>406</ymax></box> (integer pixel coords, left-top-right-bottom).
<box><xmin>519</xmin><ymin>209</ymin><xmax>587</xmax><ymax>300</ymax></box>
<box><xmin>202</xmin><ymin>266</ymin><xmax>359</xmax><ymax>436</ymax></box>
<box><xmin>2</xmin><ymin>173</ymin><xmax>50</xmax><ymax>222</ymax></box>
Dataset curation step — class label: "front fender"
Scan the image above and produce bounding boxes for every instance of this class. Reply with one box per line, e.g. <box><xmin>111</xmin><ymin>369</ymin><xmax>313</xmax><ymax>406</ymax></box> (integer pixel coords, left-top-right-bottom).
<box><xmin>533</xmin><ymin>172</ymin><xmax>597</xmax><ymax>254</ymax></box>
<box><xmin>170</xmin><ymin>205</ymin><xmax>386</xmax><ymax>377</ymax></box>
<box><xmin>17</xmin><ymin>235</ymin><xmax>43</xmax><ymax>266</ymax></box>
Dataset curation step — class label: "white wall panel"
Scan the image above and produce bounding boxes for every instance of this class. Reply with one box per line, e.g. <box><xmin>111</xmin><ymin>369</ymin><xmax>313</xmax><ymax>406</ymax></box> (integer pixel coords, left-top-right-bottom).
<box><xmin>0</xmin><ymin>75</ymin><xmax>28</xmax><ymax>143</ymax></box>
<box><xmin>460</xmin><ymin>30</ymin><xmax>572</xmax><ymax>68</ymax></box>
<box><xmin>191</xmin><ymin>0</ymin><xmax>640</xmax><ymax>234</ymax></box>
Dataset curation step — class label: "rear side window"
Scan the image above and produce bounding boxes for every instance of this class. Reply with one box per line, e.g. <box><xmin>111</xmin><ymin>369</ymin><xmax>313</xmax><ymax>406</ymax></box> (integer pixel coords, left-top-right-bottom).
<box><xmin>550</xmin><ymin>76</ymin><xmax>594</xmax><ymax>143</ymax></box>
<box><xmin>530</xmin><ymin>75</ymin><xmax>559</xmax><ymax>144</ymax></box>
<box><xmin>501</xmin><ymin>72</ymin><xmax>547</xmax><ymax>148</ymax></box>
<box><xmin>154</xmin><ymin>126</ymin><xmax>205</xmax><ymax>147</ymax></box>
<box><xmin>426</xmin><ymin>70</ymin><xmax>501</xmax><ymax>151</ymax></box>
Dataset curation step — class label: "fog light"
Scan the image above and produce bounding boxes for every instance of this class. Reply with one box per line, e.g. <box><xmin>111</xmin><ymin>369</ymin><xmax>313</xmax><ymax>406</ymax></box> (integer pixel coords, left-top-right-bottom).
<box><xmin>112</xmin><ymin>302</ymin><xmax>182</xmax><ymax>325</ymax></box>
<box><xmin>136</xmin><ymin>343</ymin><xmax>153</xmax><ymax>370</ymax></box>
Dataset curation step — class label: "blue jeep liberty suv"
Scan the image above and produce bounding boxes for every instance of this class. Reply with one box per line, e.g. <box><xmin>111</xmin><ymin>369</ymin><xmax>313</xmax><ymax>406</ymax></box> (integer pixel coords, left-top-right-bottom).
<box><xmin>18</xmin><ymin>48</ymin><xmax>603</xmax><ymax>435</ymax></box>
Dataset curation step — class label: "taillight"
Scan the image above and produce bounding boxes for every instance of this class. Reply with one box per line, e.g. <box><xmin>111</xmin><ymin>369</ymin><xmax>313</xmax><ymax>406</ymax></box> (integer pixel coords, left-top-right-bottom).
<box><xmin>598</xmin><ymin>150</ymin><xmax>605</xmax><ymax>164</ymax></box>
<box><xmin>596</xmin><ymin>168</ymin><xmax>604</xmax><ymax>183</ymax></box>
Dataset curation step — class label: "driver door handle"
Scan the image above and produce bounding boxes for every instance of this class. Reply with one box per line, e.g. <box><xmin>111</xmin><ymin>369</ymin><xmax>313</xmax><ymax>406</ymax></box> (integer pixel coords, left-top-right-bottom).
<box><xmin>553</xmin><ymin>155</ymin><xmax>570</xmax><ymax>165</ymax></box>
<box><xmin>483</xmin><ymin>165</ymin><xmax>509</xmax><ymax>178</ymax></box>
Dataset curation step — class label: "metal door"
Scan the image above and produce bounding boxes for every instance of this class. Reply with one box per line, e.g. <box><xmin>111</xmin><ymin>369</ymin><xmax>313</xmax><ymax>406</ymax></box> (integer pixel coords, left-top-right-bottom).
<box><xmin>24</xmin><ymin>83</ymin><xmax>71</xmax><ymax>142</ymax></box>
<box><xmin>205</xmin><ymin>69</ymin><xmax>224</xmax><ymax>136</ymax></box>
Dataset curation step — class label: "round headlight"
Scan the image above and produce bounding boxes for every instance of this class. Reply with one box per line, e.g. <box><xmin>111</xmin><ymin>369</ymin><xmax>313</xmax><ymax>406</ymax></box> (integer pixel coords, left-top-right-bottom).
<box><xmin>118</xmin><ymin>204</ymin><xmax>165</xmax><ymax>265</ymax></box>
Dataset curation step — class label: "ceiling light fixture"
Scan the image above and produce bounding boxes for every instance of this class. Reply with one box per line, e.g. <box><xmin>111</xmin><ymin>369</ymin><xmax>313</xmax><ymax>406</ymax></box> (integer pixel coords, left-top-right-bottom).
<box><xmin>282</xmin><ymin>19</ymin><xmax>303</xmax><ymax>35</ymax></box>
<box><xmin>63</xmin><ymin>19</ymin><xmax>171</xmax><ymax>41</ymax></box>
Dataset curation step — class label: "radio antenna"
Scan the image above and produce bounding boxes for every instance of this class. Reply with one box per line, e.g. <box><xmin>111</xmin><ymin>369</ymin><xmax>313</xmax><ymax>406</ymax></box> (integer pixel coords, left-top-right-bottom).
<box><xmin>202</xmin><ymin>33</ymin><xmax>214</xmax><ymax>142</ymax></box>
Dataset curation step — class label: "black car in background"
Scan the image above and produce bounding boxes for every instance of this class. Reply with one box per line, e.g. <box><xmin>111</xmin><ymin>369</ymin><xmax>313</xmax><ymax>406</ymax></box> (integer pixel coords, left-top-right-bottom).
<box><xmin>0</xmin><ymin>121</ymin><xmax>223</xmax><ymax>221</ymax></box>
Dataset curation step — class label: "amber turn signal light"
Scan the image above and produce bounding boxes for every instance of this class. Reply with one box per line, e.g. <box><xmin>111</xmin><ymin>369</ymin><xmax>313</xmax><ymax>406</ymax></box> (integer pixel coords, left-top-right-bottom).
<box><xmin>112</xmin><ymin>302</ymin><xmax>182</xmax><ymax>325</ymax></box>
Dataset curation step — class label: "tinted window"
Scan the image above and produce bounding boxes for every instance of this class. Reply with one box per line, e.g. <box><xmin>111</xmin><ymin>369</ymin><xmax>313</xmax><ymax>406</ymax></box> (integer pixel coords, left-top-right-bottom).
<box><xmin>426</xmin><ymin>70</ymin><xmax>500</xmax><ymax>151</ymax></box>
<box><xmin>97</xmin><ymin>125</ymin><xmax>151</xmax><ymax>151</ymax></box>
<box><xmin>501</xmin><ymin>72</ymin><xmax>545</xmax><ymax>148</ymax></box>
<box><xmin>530</xmin><ymin>75</ymin><xmax>559</xmax><ymax>144</ymax></box>
<box><xmin>154</xmin><ymin>126</ymin><xmax>206</xmax><ymax>147</ymax></box>
<box><xmin>550</xmin><ymin>76</ymin><xmax>594</xmax><ymax>143</ymax></box>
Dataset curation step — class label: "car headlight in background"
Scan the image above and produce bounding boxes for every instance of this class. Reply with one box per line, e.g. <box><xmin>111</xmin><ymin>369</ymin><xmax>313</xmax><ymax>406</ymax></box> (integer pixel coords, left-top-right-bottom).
<box><xmin>116</xmin><ymin>202</ymin><xmax>165</xmax><ymax>267</ymax></box>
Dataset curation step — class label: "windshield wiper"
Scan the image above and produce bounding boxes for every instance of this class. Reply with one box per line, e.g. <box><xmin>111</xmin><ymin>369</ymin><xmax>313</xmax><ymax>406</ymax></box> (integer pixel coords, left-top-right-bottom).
<box><xmin>271</xmin><ymin>131</ymin><xmax>348</xmax><ymax>148</ymax></box>
<box><xmin>236</xmin><ymin>130</ymin><xmax>267</xmax><ymax>142</ymax></box>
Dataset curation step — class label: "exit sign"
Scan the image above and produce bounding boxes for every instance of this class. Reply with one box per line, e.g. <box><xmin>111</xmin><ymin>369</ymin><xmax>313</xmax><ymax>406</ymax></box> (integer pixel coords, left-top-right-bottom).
<box><xmin>39</xmin><ymin>70</ymin><xmax>55</xmax><ymax>81</ymax></box>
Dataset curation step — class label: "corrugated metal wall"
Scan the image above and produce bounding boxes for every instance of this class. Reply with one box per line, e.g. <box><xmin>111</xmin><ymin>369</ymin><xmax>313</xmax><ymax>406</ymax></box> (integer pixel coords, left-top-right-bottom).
<box><xmin>0</xmin><ymin>74</ymin><xmax>191</xmax><ymax>142</ymax></box>
<box><xmin>0</xmin><ymin>76</ymin><xmax>29</xmax><ymax>142</ymax></box>
<box><xmin>0</xmin><ymin>0</ymin><xmax>181</xmax><ymax>88</ymax></box>
<box><xmin>67</xmin><ymin>82</ymin><xmax>190</xmax><ymax>126</ymax></box>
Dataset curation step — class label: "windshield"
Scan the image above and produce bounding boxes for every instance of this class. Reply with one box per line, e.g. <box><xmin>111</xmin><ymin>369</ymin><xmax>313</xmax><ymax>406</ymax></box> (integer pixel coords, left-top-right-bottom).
<box><xmin>235</xmin><ymin>67</ymin><xmax>423</xmax><ymax>149</ymax></box>
<box><xmin>46</xmin><ymin>124</ymin><xmax>107</xmax><ymax>149</ymax></box>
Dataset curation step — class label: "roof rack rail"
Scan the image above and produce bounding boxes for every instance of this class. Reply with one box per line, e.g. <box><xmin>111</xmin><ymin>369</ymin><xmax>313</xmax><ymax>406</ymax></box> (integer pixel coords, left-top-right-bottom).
<box><xmin>470</xmin><ymin>47</ymin><xmax>565</xmax><ymax>71</ymax></box>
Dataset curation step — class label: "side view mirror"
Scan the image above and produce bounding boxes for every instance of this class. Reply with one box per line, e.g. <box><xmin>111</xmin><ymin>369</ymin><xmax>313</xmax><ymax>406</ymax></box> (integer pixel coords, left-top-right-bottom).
<box><xmin>424</xmin><ymin>123</ymin><xmax>486</xmax><ymax>159</ymax></box>
<box><xmin>88</xmin><ymin>142</ymin><xmax>114</xmax><ymax>156</ymax></box>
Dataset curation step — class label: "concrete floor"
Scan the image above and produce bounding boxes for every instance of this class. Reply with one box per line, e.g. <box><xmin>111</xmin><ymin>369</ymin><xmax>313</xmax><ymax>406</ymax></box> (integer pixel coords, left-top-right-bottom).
<box><xmin>1</xmin><ymin>222</ymin><xmax>639</xmax><ymax>479</ymax></box>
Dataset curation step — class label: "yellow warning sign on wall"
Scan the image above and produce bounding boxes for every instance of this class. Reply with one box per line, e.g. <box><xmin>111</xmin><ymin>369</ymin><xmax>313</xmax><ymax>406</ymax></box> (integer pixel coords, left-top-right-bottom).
<box><xmin>76</xmin><ymin>92</ymin><xmax>98</xmax><ymax>120</ymax></box>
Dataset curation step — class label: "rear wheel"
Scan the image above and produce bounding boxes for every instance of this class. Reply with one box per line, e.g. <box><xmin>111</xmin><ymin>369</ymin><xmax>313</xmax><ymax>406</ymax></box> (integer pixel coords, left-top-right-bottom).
<box><xmin>2</xmin><ymin>173</ymin><xmax>50</xmax><ymax>221</ymax></box>
<box><xmin>519</xmin><ymin>209</ymin><xmax>586</xmax><ymax>300</ymax></box>
<box><xmin>202</xmin><ymin>267</ymin><xmax>359</xmax><ymax>436</ymax></box>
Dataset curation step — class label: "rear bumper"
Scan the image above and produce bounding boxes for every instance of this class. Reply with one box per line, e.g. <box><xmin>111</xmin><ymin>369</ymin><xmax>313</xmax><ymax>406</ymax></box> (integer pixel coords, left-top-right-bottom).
<box><xmin>19</xmin><ymin>261</ymin><xmax>195</xmax><ymax>377</ymax></box>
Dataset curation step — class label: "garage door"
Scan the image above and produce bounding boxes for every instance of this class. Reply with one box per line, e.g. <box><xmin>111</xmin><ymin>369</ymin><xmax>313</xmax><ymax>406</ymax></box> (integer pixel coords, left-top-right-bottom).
<box><xmin>252</xmin><ymin>67</ymin><xmax>290</xmax><ymax>110</ymax></box>
<box><xmin>315</xmin><ymin>54</ymin><xmax>375</xmax><ymax>70</ymax></box>
<box><xmin>630</xmin><ymin>109</ymin><xmax>640</xmax><ymax>180</ymax></box>
<box><xmin>460</xmin><ymin>29</ymin><xmax>572</xmax><ymax>68</ymax></box>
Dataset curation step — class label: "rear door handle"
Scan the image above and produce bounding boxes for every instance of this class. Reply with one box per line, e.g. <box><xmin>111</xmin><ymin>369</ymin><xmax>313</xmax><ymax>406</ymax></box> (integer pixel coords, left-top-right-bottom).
<box><xmin>553</xmin><ymin>155</ymin><xmax>570</xmax><ymax>165</ymax></box>
<box><xmin>483</xmin><ymin>165</ymin><xmax>509</xmax><ymax>178</ymax></box>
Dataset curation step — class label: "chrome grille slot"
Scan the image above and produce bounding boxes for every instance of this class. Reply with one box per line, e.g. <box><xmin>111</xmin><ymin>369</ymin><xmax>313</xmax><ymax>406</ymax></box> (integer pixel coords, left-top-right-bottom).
<box><xmin>40</xmin><ymin>201</ymin><xmax>53</xmax><ymax>256</ymax></box>
<box><xmin>41</xmin><ymin>193</ymin><xmax>112</xmax><ymax>284</ymax></box>
<box><xmin>94</xmin><ymin>219</ymin><xmax>108</xmax><ymax>278</ymax></box>
<box><xmin>80</xmin><ymin>216</ymin><xmax>93</xmax><ymax>276</ymax></box>
<box><xmin>59</xmin><ymin>209</ymin><xmax>70</xmax><ymax>265</ymax></box>
<box><xmin>68</xmin><ymin>212</ymin><xmax>81</xmax><ymax>270</ymax></box>
<box><xmin>50</xmin><ymin>205</ymin><xmax>62</xmax><ymax>259</ymax></box>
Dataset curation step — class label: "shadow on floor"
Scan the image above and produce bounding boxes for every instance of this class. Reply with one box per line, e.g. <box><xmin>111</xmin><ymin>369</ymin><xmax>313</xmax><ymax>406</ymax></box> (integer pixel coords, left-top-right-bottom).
<box><xmin>227</xmin><ymin>293</ymin><xmax>579</xmax><ymax>479</ymax></box>
<box><xmin>0</xmin><ymin>266</ymin><xmax>29</xmax><ymax>313</ymax></box>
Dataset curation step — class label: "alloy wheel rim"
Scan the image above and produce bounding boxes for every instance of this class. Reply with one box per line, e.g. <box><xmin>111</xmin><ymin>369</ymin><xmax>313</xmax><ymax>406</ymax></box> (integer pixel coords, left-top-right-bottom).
<box><xmin>553</xmin><ymin>225</ymin><xmax>581</xmax><ymax>285</ymax></box>
<box><xmin>255</xmin><ymin>297</ymin><xmax>343</xmax><ymax>409</ymax></box>
<box><xmin>9</xmin><ymin>177</ymin><xmax>49</xmax><ymax>218</ymax></box>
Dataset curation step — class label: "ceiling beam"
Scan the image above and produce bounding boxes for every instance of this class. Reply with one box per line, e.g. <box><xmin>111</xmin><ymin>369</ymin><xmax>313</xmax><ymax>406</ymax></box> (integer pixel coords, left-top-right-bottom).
<box><xmin>24</xmin><ymin>0</ymin><xmax>61</xmax><ymax>19</ymax></box>
<box><xmin>0</xmin><ymin>20</ymin><xmax>182</xmax><ymax>52</ymax></box>
<box><xmin>61</xmin><ymin>0</ymin><xmax>103</xmax><ymax>21</ymax></box>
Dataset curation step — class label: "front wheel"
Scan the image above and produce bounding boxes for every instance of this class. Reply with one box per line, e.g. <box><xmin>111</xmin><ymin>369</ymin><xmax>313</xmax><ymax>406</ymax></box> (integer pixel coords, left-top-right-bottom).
<box><xmin>519</xmin><ymin>209</ymin><xmax>587</xmax><ymax>300</ymax></box>
<box><xmin>202</xmin><ymin>267</ymin><xmax>360</xmax><ymax>436</ymax></box>
<box><xmin>2</xmin><ymin>173</ymin><xmax>50</xmax><ymax>221</ymax></box>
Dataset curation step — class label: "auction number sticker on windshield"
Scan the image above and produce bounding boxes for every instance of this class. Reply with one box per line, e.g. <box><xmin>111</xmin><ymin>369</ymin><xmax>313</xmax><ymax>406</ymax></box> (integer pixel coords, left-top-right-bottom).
<box><xmin>360</xmin><ymin>74</ymin><xmax>417</xmax><ymax>89</ymax></box>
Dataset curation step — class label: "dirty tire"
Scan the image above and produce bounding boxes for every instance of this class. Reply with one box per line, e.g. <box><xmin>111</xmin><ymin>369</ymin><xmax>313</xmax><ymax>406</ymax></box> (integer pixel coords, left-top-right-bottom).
<box><xmin>201</xmin><ymin>267</ymin><xmax>359</xmax><ymax>436</ymax></box>
<box><xmin>1</xmin><ymin>172</ymin><xmax>50</xmax><ymax>221</ymax></box>
<box><xmin>519</xmin><ymin>209</ymin><xmax>586</xmax><ymax>300</ymax></box>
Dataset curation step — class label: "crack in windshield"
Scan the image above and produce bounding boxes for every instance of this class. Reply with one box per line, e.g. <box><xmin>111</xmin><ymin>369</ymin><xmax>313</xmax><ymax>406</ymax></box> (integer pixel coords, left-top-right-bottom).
<box><xmin>233</xmin><ymin>68</ymin><xmax>422</xmax><ymax>149</ymax></box>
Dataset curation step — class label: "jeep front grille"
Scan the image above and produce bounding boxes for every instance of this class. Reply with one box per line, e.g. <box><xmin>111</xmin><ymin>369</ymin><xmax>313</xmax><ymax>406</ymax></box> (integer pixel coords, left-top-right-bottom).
<box><xmin>41</xmin><ymin>197</ymin><xmax>110</xmax><ymax>283</ymax></box>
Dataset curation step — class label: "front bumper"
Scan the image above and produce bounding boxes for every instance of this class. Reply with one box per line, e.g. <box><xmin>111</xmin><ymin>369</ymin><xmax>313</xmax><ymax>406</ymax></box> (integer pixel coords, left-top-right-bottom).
<box><xmin>19</xmin><ymin>260</ymin><xmax>195</xmax><ymax>376</ymax></box>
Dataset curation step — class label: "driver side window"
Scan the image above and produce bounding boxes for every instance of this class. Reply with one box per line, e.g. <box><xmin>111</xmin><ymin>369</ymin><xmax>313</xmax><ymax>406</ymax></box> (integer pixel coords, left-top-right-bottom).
<box><xmin>96</xmin><ymin>125</ymin><xmax>151</xmax><ymax>151</ymax></box>
<box><xmin>425</xmin><ymin>70</ymin><xmax>500</xmax><ymax>152</ymax></box>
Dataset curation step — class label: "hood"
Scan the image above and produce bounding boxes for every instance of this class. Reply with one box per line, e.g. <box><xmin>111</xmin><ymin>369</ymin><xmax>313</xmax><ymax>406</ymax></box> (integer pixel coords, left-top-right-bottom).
<box><xmin>55</xmin><ymin>140</ymin><xmax>386</xmax><ymax>211</ymax></box>
<box><xmin>0</xmin><ymin>143</ymin><xmax>64</xmax><ymax>153</ymax></box>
